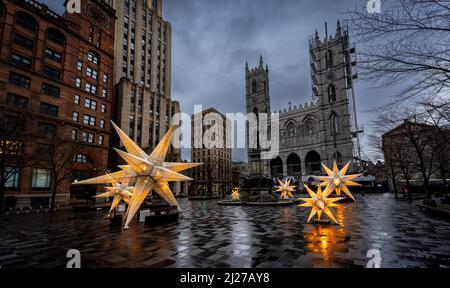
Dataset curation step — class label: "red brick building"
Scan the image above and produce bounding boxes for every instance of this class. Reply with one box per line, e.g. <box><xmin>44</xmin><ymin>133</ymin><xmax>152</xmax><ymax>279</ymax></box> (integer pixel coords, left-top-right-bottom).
<box><xmin>0</xmin><ymin>0</ymin><xmax>116</xmax><ymax>207</ymax></box>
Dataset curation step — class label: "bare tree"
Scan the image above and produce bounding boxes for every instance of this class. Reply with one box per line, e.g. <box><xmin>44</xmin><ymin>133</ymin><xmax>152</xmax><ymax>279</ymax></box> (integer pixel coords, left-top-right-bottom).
<box><xmin>348</xmin><ymin>0</ymin><xmax>450</xmax><ymax>107</ymax></box>
<box><xmin>0</xmin><ymin>104</ymin><xmax>33</xmax><ymax>213</ymax></box>
<box><xmin>34</xmin><ymin>128</ymin><xmax>82</xmax><ymax>212</ymax></box>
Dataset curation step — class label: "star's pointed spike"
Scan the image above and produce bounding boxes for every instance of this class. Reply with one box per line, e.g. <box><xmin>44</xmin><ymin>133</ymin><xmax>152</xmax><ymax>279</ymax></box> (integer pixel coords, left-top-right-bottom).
<box><xmin>344</xmin><ymin>180</ymin><xmax>361</xmax><ymax>187</ymax></box>
<box><xmin>333</xmin><ymin>160</ymin><xmax>339</xmax><ymax>174</ymax></box>
<box><xmin>317</xmin><ymin>185</ymin><xmax>323</xmax><ymax>198</ymax></box>
<box><xmin>123</xmin><ymin>178</ymin><xmax>154</xmax><ymax>229</ymax></box>
<box><xmin>321</xmin><ymin>163</ymin><xmax>334</xmax><ymax>176</ymax></box>
<box><xmin>324</xmin><ymin>207</ymin><xmax>338</xmax><ymax>224</ymax></box>
<box><xmin>340</xmin><ymin>161</ymin><xmax>351</xmax><ymax>176</ymax></box>
<box><xmin>307</xmin><ymin>207</ymin><xmax>318</xmax><ymax>223</ymax></box>
<box><xmin>73</xmin><ymin>170</ymin><xmax>134</xmax><ymax>185</ymax></box>
<box><xmin>114</xmin><ymin>149</ymin><xmax>153</xmax><ymax>174</ymax></box>
<box><xmin>110</xmin><ymin>196</ymin><xmax>122</xmax><ymax>214</ymax></box>
<box><xmin>163</xmin><ymin>162</ymin><xmax>203</xmax><ymax>173</ymax></box>
<box><xmin>148</xmin><ymin>126</ymin><xmax>177</xmax><ymax>165</ymax></box>
<box><xmin>151</xmin><ymin>166</ymin><xmax>193</xmax><ymax>182</ymax></box>
<box><xmin>341</xmin><ymin>185</ymin><xmax>356</xmax><ymax>201</ymax></box>
<box><xmin>153</xmin><ymin>181</ymin><xmax>181</xmax><ymax>212</ymax></box>
<box><xmin>304</xmin><ymin>185</ymin><xmax>316</xmax><ymax>198</ymax></box>
<box><xmin>111</xmin><ymin>121</ymin><xmax>148</xmax><ymax>158</ymax></box>
<box><xmin>94</xmin><ymin>191</ymin><xmax>114</xmax><ymax>198</ymax></box>
<box><xmin>322</xmin><ymin>184</ymin><xmax>333</xmax><ymax>198</ymax></box>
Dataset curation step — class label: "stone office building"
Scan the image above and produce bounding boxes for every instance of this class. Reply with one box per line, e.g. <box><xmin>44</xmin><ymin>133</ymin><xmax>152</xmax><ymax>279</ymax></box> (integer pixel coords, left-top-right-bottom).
<box><xmin>0</xmin><ymin>0</ymin><xmax>116</xmax><ymax>206</ymax></box>
<box><xmin>106</xmin><ymin>0</ymin><xmax>181</xmax><ymax>165</ymax></box>
<box><xmin>191</xmin><ymin>108</ymin><xmax>232</xmax><ymax>197</ymax></box>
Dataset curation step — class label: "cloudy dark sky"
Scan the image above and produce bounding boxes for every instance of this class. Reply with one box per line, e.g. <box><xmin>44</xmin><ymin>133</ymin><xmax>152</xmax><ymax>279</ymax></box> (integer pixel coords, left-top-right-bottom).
<box><xmin>45</xmin><ymin>0</ymin><xmax>397</xmax><ymax>161</ymax></box>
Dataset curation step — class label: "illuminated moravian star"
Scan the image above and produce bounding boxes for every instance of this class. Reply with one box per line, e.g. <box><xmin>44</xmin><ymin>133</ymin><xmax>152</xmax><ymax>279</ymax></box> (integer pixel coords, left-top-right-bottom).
<box><xmin>318</xmin><ymin>161</ymin><xmax>362</xmax><ymax>201</ymax></box>
<box><xmin>94</xmin><ymin>173</ymin><xmax>133</xmax><ymax>216</ymax></box>
<box><xmin>231</xmin><ymin>187</ymin><xmax>240</xmax><ymax>201</ymax></box>
<box><xmin>275</xmin><ymin>179</ymin><xmax>296</xmax><ymax>200</ymax></box>
<box><xmin>299</xmin><ymin>185</ymin><xmax>345</xmax><ymax>224</ymax></box>
<box><xmin>73</xmin><ymin>121</ymin><xmax>202</xmax><ymax>229</ymax></box>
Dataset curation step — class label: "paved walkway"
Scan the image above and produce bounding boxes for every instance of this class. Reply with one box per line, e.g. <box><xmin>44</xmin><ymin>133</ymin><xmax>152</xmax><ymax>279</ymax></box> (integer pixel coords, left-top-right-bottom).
<box><xmin>0</xmin><ymin>194</ymin><xmax>449</xmax><ymax>268</ymax></box>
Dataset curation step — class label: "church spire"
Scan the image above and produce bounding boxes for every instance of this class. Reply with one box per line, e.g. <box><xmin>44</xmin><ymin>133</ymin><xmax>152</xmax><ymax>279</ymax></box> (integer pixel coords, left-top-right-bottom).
<box><xmin>336</xmin><ymin>19</ymin><xmax>342</xmax><ymax>36</ymax></box>
<box><xmin>259</xmin><ymin>55</ymin><xmax>264</xmax><ymax>69</ymax></box>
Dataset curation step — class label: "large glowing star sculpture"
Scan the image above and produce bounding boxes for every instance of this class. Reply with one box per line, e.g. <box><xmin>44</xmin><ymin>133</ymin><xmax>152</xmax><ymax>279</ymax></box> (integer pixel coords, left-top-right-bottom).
<box><xmin>318</xmin><ymin>161</ymin><xmax>361</xmax><ymax>201</ymax></box>
<box><xmin>275</xmin><ymin>179</ymin><xmax>296</xmax><ymax>200</ymax></box>
<box><xmin>94</xmin><ymin>173</ymin><xmax>133</xmax><ymax>216</ymax></box>
<box><xmin>73</xmin><ymin>121</ymin><xmax>202</xmax><ymax>229</ymax></box>
<box><xmin>299</xmin><ymin>185</ymin><xmax>344</xmax><ymax>224</ymax></box>
<box><xmin>231</xmin><ymin>187</ymin><xmax>240</xmax><ymax>201</ymax></box>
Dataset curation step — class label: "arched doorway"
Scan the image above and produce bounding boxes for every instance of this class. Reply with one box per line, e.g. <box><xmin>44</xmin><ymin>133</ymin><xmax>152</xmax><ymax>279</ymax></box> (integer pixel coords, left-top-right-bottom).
<box><xmin>305</xmin><ymin>150</ymin><xmax>322</xmax><ymax>175</ymax></box>
<box><xmin>287</xmin><ymin>153</ymin><xmax>301</xmax><ymax>176</ymax></box>
<box><xmin>270</xmin><ymin>157</ymin><xmax>283</xmax><ymax>178</ymax></box>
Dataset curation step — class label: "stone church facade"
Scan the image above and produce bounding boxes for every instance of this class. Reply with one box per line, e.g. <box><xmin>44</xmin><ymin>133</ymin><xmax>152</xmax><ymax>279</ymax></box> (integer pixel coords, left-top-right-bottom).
<box><xmin>246</xmin><ymin>22</ymin><xmax>360</xmax><ymax>178</ymax></box>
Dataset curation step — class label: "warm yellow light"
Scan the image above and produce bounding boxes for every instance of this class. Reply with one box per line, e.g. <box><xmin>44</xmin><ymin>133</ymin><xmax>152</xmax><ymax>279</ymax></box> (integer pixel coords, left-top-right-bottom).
<box><xmin>231</xmin><ymin>187</ymin><xmax>240</xmax><ymax>201</ymax></box>
<box><xmin>318</xmin><ymin>161</ymin><xmax>362</xmax><ymax>201</ymax></box>
<box><xmin>275</xmin><ymin>179</ymin><xmax>296</xmax><ymax>200</ymax></box>
<box><xmin>299</xmin><ymin>185</ymin><xmax>344</xmax><ymax>224</ymax></box>
<box><xmin>72</xmin><ymin>121</ymin><xmax>202</xmax><ymax>229</ymax></box>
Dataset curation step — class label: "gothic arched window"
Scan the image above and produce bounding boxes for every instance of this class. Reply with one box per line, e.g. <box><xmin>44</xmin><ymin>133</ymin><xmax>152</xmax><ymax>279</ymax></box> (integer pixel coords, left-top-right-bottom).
<box><xmin>326</xmin><ymin>50</ymin><xmax>333</xmax><ymax>68</ymax></box>
<box><xmin>304</xmin><ymin>119</ymin><xmax>314</xmax><ymax>136</ymax></box>
<box><xmin>330</xmin><ymin>113</ymin><xmax>339</xmax><ymax>135</ymax></box>
<box><xmin>286</xmin><ymin>123</ymin><xmax>296</xmax><ymax>138</ymax></box>
<box><xmin>252</xmin><ymin>79</ymin><xmax>257</xmax><ymax>94</ymax></box>
<box><xmin>328</xmin><ymin>84</ymin><xmax>336</xmax><ymax>103</ymax></box>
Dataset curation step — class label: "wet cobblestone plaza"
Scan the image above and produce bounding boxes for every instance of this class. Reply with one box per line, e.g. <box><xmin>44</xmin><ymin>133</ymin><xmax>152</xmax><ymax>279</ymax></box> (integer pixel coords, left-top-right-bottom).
<box><xmin>1</xmin><ymin>194</ymin><xmax>450</xmax><ymax>268</ymax></box>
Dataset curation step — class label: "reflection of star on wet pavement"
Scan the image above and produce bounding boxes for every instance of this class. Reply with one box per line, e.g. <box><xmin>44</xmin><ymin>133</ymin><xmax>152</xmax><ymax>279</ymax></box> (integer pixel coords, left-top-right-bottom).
<box><xmin>1</xmin><ymin>196</ymin><xmax>450</xmax><ymax>268</ymax></box>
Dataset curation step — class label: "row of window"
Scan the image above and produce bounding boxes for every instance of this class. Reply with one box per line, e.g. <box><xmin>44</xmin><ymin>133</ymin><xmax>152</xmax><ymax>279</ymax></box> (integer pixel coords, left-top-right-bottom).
<box><xmin>71</xmin><ymin>129</ymin><xmax>104</xmax><ymax>145</ymax></box>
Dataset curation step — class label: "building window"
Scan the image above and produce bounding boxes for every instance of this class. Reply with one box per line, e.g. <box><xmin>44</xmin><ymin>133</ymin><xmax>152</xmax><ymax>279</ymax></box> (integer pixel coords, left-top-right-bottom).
<box><xmin>82</xmin><ymin>132</ymin><xmax>94</xmax><ymax>144</ymax></box>
<box><xmin>43</xmin><ymin>65</ymin><xmax>61</xmax><ymax>80</ymax></box>
<box><xmin>87</xmin><ymin>51</ymin><xmax>99</xmax><ymax>64</ymax></box>
<box><xmin>252</xmin><ymin>79</ymin><xmax>257</xmax><ymax>94</ymax></box>
<box><xmin>103</xmin><ymin>74</ymin><xmax>108</xmax><ymax>83</ymax></box>
<box><xmin>102</xmin><ymin>89</ymin><xmax>107</xmax><ymax>98</ymax></box>
<box><xmin>4</xmin><ymin>168</ymin><xmax>20</xmax><ymax>189</ymax></box>
<box><xmin>326</xmin><ymin>50</ymin><xmax>334</xmax><ymax>69</ymax></box>
<box><xmin>83</xmin><ymin>115</ymin><xmax>96</xmax><ymax>126</ymax></box>
<box><xmin>330</xmin><ymin>113</ymin><xmax>339</xmax><ymax>135</ymax></box>
<box><xmin>11</xmin><ymin>53</ymin><xmax>32</xmax><ymax>68</ymax></box>
<box><xmin>86</xmin><ymin>67</ymin><xmax>98</xmax><ymax>79</ymax></box>
<box><xmin>45</xmin><ymin>48</ymin><xmax>62</xmax><ymax>62</ymax></box>
<box><xmin>13</xmin><ymin>33</ymin><xmax>34</xmax><ymax>50</ymax></box>
<box><xmin>47</xmin><ymin>28</ymin><xmax>65</xmax><ymax>46</ymax></box>
<box><xmin>98</xmin><ymin>135</ymin><xmax>104</xmax><ymax>145</ymax></box>
<box><xmin>71</xmin><ymin>129</ymin><xmax>77</xmax><ymax>140</ymax></box>
<box><xmin>40</xmin><ymin>102</ymin><xmax>58</xmax><ymax>117</ymax></box>
<box><xmin>72</xmin><ymin>111</ymin><xmax>79</xmax><ymax>122</ymax></box>
<box><xmin>77</xmin><ymin>61</ymin><xmax>83</xmax><ymax>71</ymax></box>
<box><xmin>16</xmin><ymin>12</ymin><xmax>37</xmax><ymax>32</ymax></box>
<box><xmin>328</xmin><ymin>85</ymin><xmax>336</xmax><ymax>103</ymax></box>
<box><xmin>75</xmin><ymin>78</ymin><xmax>81</xmax><ymax>88</ymax></box>
<box><xmin>84</xmin><ymin>98</ymin><xmax>97</xmax><ymax>110</ymax></box>
<box><xmin>73</xmin><ymin>154</ymin><xmax>88</xmax><ymax>163</ymax></box>
<box><xmin>42</xmin><ymin>83</ymin><xmax>60</xmax><ymax>98</ymax></box>
<box><xmin>32</xmin><ymin>169</ymin><xmax>51</xmax><ymax>189</ymax></box>
<box><xmin>74</xmin><ymin>95</ymin><xmax>80</xmax><ymax>104</ymax></box>
<box><xmin>100</xmin><ymin>120</ymin><xmax>105</xmax><ymax>129</ymax></box>
<box><xmin>101</xmin><ymin>104</ymin><xmax>106</xmax><ymax>113</ymax></box>
<box><xmin>85</xmin><ymin>83</ymin><xmax>97</xmax><ymax>94</ymax></box>
<box><xmin>40</xmin><ymin>123</ymin><xmax>56</xmax><ymax>136</ymax></box>
<box><xmin>7</xmin><ymin>93</ymin><xmax>28</xmax><ymax>109</ymax></box>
